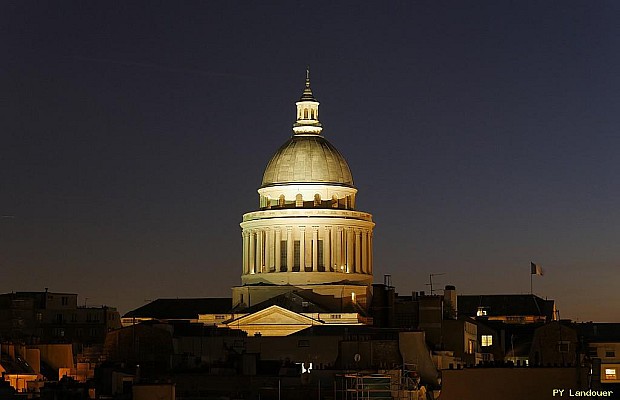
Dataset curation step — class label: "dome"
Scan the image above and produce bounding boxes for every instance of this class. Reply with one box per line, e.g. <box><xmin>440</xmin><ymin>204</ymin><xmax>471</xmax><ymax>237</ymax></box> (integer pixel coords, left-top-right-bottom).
<box><xmin>261</xmin><ymin>135</ymin><xmax>354</xmax><ymax>187</ymax></box>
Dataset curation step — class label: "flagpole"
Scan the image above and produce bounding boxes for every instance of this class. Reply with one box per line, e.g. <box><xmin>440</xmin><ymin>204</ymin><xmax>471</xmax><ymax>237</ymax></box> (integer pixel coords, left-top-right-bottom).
<box><xmin>530</xmin><ymin>270</ymin><xmax>533</xmax><ymax>295</ymax></box>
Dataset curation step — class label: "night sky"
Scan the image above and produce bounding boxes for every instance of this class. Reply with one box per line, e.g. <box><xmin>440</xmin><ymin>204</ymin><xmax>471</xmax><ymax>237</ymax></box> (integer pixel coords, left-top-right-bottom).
<box><xmin>2</xmin><ymin>1</ymin><xmax>619</xmax><ymax>321</ymax></box>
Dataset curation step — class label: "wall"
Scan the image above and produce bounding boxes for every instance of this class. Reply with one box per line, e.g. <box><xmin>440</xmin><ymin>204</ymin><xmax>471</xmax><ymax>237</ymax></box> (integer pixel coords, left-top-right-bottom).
<box><xmin>133</xmin><ymin>383</ymin><xmax>175</xmax><ymax>400</ymax></box>
<box><xmin>439</xmin><ymin>367</ymin><xmax>589</xmax><ymax>400</ymax></box>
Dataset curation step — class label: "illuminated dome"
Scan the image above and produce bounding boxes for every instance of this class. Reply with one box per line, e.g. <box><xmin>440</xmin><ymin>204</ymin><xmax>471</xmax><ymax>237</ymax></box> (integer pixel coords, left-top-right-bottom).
<box><xmin>236</xmin><ymin>69</ymin><xmax>375</xmax><ymax>304</ymax></box>
<box><xmin>261</xmin><ymin>135</ymin><xmax>354</xmax><ymax>188</ymax></box>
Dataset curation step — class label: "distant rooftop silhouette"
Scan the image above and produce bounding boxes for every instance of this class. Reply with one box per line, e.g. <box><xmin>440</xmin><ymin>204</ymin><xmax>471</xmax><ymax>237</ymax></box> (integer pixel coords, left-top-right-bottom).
<box><xmin>123</xmin><ymin>298</ymin><xmax>232</xmax><ymax>320</ymax></box>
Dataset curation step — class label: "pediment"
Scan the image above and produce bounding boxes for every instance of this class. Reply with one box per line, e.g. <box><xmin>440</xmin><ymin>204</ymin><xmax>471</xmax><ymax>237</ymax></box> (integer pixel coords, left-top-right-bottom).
<box><xmin>228</xmin><ymin>305</ymin><xmax>320</xmax><ymax>326</ymax></box>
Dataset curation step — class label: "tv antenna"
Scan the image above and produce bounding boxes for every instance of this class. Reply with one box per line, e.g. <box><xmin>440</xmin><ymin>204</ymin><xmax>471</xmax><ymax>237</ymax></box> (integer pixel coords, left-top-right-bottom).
<box><xmin>425</xmin><ymin>273</ymin><xmax>446</xmax><ymax>295</ymax></box>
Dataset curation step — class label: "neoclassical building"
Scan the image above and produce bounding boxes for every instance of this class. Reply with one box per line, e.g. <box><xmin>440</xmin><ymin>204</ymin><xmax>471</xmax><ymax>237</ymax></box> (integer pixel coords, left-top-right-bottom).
<box><xmin>233</xmin><ymin>72</ymin><xmax>375</xmax><ymax>308</ymax></box>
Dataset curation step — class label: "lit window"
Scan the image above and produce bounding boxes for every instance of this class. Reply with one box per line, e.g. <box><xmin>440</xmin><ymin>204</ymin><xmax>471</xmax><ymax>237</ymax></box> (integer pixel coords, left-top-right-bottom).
<box><xmin>476</xmin><ymin>307</ymin><xmax>488</xmax><ymax>317</ymax></box>
<box><xmin>605</xmin><ymin>368</ymin><xmax>617</xmax><ymax>380</ymax></box>
<box><xmin>481</xmin><ymin>335</ymin><xmax>493</xmax><ymax>347</ymax></box>
<box><xmin>467</xmin><ymin>339</ymin><xmax>475</xmax><ymax>354</ymax></box>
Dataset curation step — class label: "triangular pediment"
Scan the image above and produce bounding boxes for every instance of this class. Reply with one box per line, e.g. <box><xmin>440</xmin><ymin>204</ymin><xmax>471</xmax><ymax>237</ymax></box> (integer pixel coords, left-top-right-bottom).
<box><xmin>228</xmin><ymin>305</ymin><xmax>321</xmax><ymax>326</ymax></box>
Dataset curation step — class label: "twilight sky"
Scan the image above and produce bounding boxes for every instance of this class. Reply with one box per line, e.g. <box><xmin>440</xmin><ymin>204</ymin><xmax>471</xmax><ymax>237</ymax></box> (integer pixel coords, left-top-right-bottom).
<box><xmin>2</xmin><ymin>1</ymin><xmax>619</xmax><ymax>321</ymax></box>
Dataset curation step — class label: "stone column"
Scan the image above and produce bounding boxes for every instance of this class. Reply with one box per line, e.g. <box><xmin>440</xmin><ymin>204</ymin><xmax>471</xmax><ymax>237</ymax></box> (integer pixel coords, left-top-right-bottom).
<box><xmin>265</xmin><ymin>229</ymin><xmax>271</xmax><ymax>271</ymax></box>
<box><xmin>362</xmin><ymin>230</ymin><xmax>368</xmax><ymax>274</ymax></box>
<box><xmin>335</xmin><ymin>227</ymin><xmax>342</xmax><ymax>272</ymax></box>
<box><xmin>275</xmin><ymin>229</ymin><xmax>281</xmax><ymax>272</ymax></box>
<box><xmin>331</xmin><ymin>227</ymin><xmax>337</xmax><ymax>271</ymax></box>
<box><xmin>312</xmin><ymin>228</ymin><xmax>318</xmax><ymax>272</ymax></box>
<box><xmin>257</xmin><ymin>230</ymin><xmax>263</xmax><ymax>273</ymax></box>
<box><xmin>346</xmin><ymin>228</ymin><xmax>354</xmax><ymax>273</ymax></box>
<box><xmin>355</xmin><ymin>230</ymin><xmax>361</xmax><ymax>274</ymax></box>
<box><xmin>299</xmin><ymin>227</ymin><xmax>306</xmax><ymax>271</ymax></box>
<box><xmin>242</xmin><ymin>231</ymin><xmax>248</xmax><ymax>275</ymax></box>
<box><xmin>369</xmin><ymin>232</ymin><xmax>373</xmax><ymax>274</ymax></box>
<box><xmin>324</xmin><ymin>227</ymin><xmax>331</xmax><ymax>271</ymax></box>
<box><xmin>241</xmin><ymin>231</ymin><xmax>246</xmax><ymax>275</ymax></box>
<box><xmin>249</xmin><ymin>230</ymin><xmax>256</xmax><ymax>274</ymax></box>
<box><xmin>287</xmin><ymin>227</ymin><xmax>293</xmax><ymax>272</ymax></box>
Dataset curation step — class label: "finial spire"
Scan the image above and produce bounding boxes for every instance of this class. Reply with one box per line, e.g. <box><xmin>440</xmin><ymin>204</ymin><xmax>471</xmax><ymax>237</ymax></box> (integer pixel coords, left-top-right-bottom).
<box><xmin>293</xmin><ymin>67</ymin><xmax>322</xmax><ymax>135</ymax></box>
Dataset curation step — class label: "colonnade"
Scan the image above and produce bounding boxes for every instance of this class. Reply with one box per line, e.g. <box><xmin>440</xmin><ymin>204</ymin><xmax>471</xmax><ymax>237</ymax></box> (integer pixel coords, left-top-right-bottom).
<box><xmin>242</xmin><ymin>226</ymin><xmax>373</xmax><ymax>276</ymax></box>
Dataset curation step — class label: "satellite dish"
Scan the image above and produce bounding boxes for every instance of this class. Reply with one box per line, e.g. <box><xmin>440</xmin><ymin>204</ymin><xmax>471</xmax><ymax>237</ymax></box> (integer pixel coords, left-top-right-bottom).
<box><xmin>354</xmin><ymin>354</ymin><xmax>361</xmax><ymax>362</ymax></box>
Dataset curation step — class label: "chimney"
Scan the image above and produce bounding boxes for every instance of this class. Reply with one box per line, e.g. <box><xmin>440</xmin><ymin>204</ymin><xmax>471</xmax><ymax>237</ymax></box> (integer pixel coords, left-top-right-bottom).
<box><xmin>443</xmin><ymin>285</ymin><xmax>457</xmax><ymax>319</ymax></box>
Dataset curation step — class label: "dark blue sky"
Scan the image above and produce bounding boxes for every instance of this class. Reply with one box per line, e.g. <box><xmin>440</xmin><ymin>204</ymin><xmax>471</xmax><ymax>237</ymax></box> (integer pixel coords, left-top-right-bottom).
<box><xmin>2</xmin><ymin>1</ymin><xmax>619</xmax><ymax>320</ymax></box>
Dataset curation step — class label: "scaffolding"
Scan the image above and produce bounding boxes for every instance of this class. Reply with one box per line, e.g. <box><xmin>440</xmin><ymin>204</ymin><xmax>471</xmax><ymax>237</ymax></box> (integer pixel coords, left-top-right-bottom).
<box><xmin>335</xmin><ymin>369</ymin><xmax>421</xmax><ymax>400</ymax></box>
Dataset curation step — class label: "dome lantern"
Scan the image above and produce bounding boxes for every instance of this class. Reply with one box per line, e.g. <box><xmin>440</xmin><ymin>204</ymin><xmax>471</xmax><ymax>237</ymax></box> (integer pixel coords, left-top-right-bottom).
<box><xmin>293</xmin><ymin>67</ymin><xmax>323</xmax><ymax>135</ymax></box>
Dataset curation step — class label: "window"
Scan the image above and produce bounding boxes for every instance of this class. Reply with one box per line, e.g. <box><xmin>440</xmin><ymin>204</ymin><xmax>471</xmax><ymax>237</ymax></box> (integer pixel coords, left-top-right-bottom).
<box><xmin>295</xmin><ymin>194</ymin><xmax>303</xmax><ymax>207</ymax></box>
<box><xmin>280</xmin><ymin>240</ymin><xmax>287</xmax><ymax>271</ymax></box>
<box><xmin>558</xmin><ymin>341</ymin><xmax>570</xmax><ymax>353</ymax></box>
<box><xmin>605</xmin><ymin>368</ymin><xmax>617</xmax><ymax>380</ymax></box>
<box><xmin>330</xmin><ymin>314</ymin><xmax>341</xmax><ymax>319</ymax></box>
<box><xmin>56</xmin><ymin>314</ymin><xmax>64</xmax><ymax>324</ymax></box>
<box><xmin>314</xmin><ymin>194</ymin><xmax>321</xmax><ymax>206</ymax></box>
<box><xmin>298</xmin><ymin>340</ymin><xmax>310</xmax><ymax>347</ymax></box>
<box><xmin>279</xmin><ymin>195</ymin><xmax>285</xmax><ymax>207</ymax></box>
<box><xmin>605</xmin><ymin>350</ymin><xmax>616</xmax><ymax>358</ymax></box>
<box><xmin>467</xmin><ymin>339</ymin><xmax>476</xmax><ymax>354</ymax></box>
<box><xmin>476</xmin><ymin>307</ymin><xmax>488</xmax><ymax>317</ymax></box>
<box><xmin>293</xmin><ymin>241</ymin><xmax>300</xmax><ymax>271</ymax></box>
<box><xmin>215</xmin><ymin>315</ymin><xmax>226</xmax><ymax>320</ymax></box>
<box><xmin>588</xmin><ymin>346</ymin><xmax>599</xmax><ymax>357</ymax></box>
<box><xmin>481</xmin><ymin>335</ymin><xmax>493</xmax><ymax>347</ymax></box>
<box><xmin>61</xmin><ymin>296</ymin><xmax>68</xmax><ymax>306</ymax></box>
<box><xmin>304</xmin><ymin>109</ymin><xmax>308</xmax><ymax>118</ymax></box>
<box><xmin>331</xmin><ymin>195</ymin><xmax>338</xmax><ymax>208</ymax></box>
